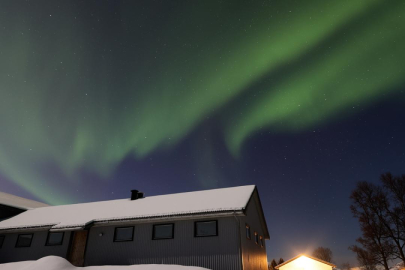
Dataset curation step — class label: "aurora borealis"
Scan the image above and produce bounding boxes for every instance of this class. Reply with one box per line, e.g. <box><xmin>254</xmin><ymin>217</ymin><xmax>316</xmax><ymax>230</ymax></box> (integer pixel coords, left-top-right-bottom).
<box><xmin>1</xmin><ymin>0</ymin><xmax>405</xmax><ymax>265</ymax></box>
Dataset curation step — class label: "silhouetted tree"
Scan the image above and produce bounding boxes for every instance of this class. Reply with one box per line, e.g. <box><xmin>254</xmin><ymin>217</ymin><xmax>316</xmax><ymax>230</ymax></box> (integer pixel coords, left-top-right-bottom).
<box><xmin>341</xmin><ymin>262</ymin><xmax>351</xmax><ymax>270</ymax></box>
<box><xmin>349</xmin><ymin>245</ymin><xmax>377</xmax><ymax>270</ymax></box>
<box><xmin>374</xmin><ymin>173</ymin><xmax>405</xmax><ymax>263</ymax></box>
<box><xmin>349</xmin><ymin>233</ymin><xmax>394</xmax><ymax>270</ymax></box>
<box><xmin>312</xmin><ymin>247</ymin><xmax>333</xmax><ymax>263</ymax></box>
<box><xmin>380</xmin><ymin>173</ymin><xmax>405</xmax><ymax>251</ymax></box>
<box><xmin>349</xmin><ymin>175</ymin><xmax>404</xmax><ymax>270</ymax></box>
<box><xmin>278</xmin><ymin>258</ymin><xmax>284</xmax><ymax>265</ymax></box>
<box><xmin>269</xmin><ymin>259</ymin><xmax>277</xmax><ymax>270</ymax></box>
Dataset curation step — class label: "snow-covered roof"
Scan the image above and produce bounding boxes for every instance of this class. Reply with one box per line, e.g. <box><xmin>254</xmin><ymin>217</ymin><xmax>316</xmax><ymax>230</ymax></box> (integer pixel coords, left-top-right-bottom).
<box><xmin>275</xmin><ymin>255</ymin><xmax>337</xmax><ymax>269</ymax></box>
<box><xmin>0</xmin><ymin>185</ymin><xmax>256</xmax><ymax>232</ymax></box>
<box><xmin>0</xmin><ymin>191</ymin><xmax>49</xmax><ymax>210</ymax></box>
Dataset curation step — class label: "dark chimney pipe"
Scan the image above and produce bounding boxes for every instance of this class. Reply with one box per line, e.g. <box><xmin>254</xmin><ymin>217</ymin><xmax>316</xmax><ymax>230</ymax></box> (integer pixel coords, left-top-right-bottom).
<box><xmin>131</xmin><ymin>190</ymin><xmax>144</xmax><ymax>200</ymax></box>
<box><xmin>131</xmin><ymin>190</ymin><xmax>138</xmax><ymax>200</ymax></box>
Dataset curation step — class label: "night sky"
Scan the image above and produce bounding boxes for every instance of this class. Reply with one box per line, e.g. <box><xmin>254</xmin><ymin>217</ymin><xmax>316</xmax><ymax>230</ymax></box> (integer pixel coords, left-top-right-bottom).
<box><xmin>1</xmin><ymin>0</ymin><xmax>405</xmax><ymax>266</ymax></box>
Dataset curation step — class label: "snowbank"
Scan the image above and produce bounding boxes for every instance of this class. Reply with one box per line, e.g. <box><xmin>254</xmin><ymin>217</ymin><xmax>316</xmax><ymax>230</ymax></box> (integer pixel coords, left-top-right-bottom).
<box><xmin>349</xmin><ymin>262</ymin><xmax>404</xmax><ymax>270</ymax></box>
<box><xmin>0</xmin><ymin>256</ymin><xmax>210</xmax><ymax>270</ymax></box>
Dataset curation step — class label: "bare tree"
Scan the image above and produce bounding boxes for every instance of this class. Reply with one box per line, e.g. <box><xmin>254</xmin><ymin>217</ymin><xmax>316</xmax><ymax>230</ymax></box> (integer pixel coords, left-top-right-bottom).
<box><xmin>351</xmin><ymin>177</ymin><xmax>405</xmax><ymax>264</ymax></box>
<box><xmin>268</xmin><ymin>259</ymin><xmax>277</xmax><ymax>270</ymax></box>
<box><xmin>380</xmin><ymin>173</ymin><xmax>405</xmax><ymax>244</ymax></box>
<box><xmin>312</xmin><ymin>247</ymin><xmax>333</xmax><ymax>262</ymax></box>
<box><xmin>349</xmin><ymin>245</ymin><xmax>377</xmax><ymax>270</ymax></box>
<box><xmin>341</xmin><ymin>262</ymin><xmax>351</xmax><ymax>270</ymax></box>
<box><xmin>350</xmin><ymin>181</ymin><xmax>395</xmax><ymax>270</ymax></box>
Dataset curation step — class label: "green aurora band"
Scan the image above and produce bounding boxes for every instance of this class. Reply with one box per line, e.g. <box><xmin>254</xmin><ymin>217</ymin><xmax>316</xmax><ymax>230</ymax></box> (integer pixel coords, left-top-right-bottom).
<box><xmin>0</xmin><ymin>0</ymin><xmax>404</xmax><ymax>204</ymax></box>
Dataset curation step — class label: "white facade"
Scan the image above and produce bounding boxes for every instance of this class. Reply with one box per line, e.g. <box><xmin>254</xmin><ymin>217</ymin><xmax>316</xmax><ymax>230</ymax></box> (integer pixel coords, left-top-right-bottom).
<box><xmin>276</xmin><ymin>255</ymin><xmax>335</xmax><ymax>270</ymax></box>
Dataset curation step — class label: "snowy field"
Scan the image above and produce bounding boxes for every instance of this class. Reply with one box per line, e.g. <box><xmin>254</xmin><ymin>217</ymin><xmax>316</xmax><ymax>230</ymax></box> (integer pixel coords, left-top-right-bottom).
<box><xmin>0</xmin><ymin>256</ymin><xmax>210</xmax><ymax>270</ymax></box>
<box><xmin>350</xmin><ymin>263</ymin><xmax>404</xmax><ymax>270</ymax></box>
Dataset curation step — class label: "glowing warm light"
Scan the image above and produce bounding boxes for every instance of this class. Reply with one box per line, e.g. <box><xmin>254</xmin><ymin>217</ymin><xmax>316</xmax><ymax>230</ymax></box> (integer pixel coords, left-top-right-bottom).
<box><xmin>278</xmin><ymin>255</ymin><xmax>334</xmax><ymax>270</ymax></box>
<box><xmin>296</xmin><ymin>256</ymin><xmax>313</xmax><ymax>270</ymax></box>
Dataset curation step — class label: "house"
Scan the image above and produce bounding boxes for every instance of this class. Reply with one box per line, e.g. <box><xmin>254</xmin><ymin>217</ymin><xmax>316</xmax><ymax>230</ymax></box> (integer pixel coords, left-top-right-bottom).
<box><xmin>0</xmin><ymin>185</ymin><xmax>269</xmax><ymax>270</ymax></box>
<box><xmin>275</xmin><ymin>255</ymin><xmax>336</xmax><ymax>270</ymax></box>
<box><xmin>0</xmin><ymin>191</ymin><xmax>48</xmax><ymax>222</ymax></box>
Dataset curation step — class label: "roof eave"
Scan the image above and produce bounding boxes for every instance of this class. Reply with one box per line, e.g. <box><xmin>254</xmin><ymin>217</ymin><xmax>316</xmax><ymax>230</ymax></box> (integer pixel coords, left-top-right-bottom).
<box><xmin>1</xmin><ymin>209</ymin><xmax>245</xmax><ymax>233</ymax></box>
<box><xmin>0</xmin><ymin>224</ymin><xmax>55</xmax><ymax>234</ymax></box>
<box><xmin>275</xmin><ymin>255</ymin><xmax>337</xmax><ymax>269</ymax></box>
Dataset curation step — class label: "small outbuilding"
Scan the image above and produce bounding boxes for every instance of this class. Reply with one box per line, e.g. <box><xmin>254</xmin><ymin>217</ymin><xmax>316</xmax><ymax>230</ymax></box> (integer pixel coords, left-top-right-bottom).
<box><xmin>275</xmin><ymin>255</ymin><xmax>336</xmax><ymax>270</ymax></box>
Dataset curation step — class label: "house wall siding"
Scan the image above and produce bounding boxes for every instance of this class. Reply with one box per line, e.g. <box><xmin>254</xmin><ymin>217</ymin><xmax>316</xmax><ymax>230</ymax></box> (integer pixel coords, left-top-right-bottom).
<box><xmin>239</xmin><ymin>191</ymin><xmax>268</xmax><ymax>270</ymax></box>
<box><xmin>85</xmin><ymin>217</ymin><xmax>242</xmax><ymax>270</ymax></box>
<box><xmin>0</xmin><ymin>230</ymin><xmax>71</xmax><ymax>263</ymax></box>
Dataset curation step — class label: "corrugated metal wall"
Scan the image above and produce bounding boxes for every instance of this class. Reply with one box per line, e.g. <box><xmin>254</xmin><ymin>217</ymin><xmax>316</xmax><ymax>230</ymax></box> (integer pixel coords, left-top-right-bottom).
<box><xmin>0</xmin><ymin>230</ymin><xmax>71</xmax><ymax>263</ymax></box>
<box><xmin>239</xmin><ymin>191</ymin><xmax>269</xmax><ymax>270</ymax></box>
<box><xmin>85</xmin><ymin>217</ymin><xmax>242</xmax><ymax>270</ymax></box>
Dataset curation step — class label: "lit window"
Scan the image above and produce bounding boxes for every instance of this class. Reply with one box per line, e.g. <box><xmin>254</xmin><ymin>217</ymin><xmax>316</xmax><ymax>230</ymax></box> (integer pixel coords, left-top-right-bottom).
<box><xmin>254</xmin><ymin>232</ymin><xmax>259</xmax><ymax>245</ymax></box>
<box><xmin>246</xmin><ymin>224</ymin><xmax>251</xmax><ymax>239</ymax></box>
<box><xmin>46</xmin><ymin>232</ymin><xmax>64</xmax><ymax>246</ymax></box>
<box><xmin>260</xmin><ymin>236</ymin><xmax>264</xmax><ymax>247</ymax></box>
<box><xmin>16</xmin><ymin>234</ymin><xmax>33</xmax><ymax>248</ymax></box>
<box><xmin>114</xmin><ymin>227</ymin><xmax>134</xmax><ymax>242</ymax></box>
<box><xmin>0</xmin><ymin>235</ymin><xmax>4</xmax><ymax>248</ymax></box>
<box><xmin>195</xmin><ymin>220</ymin><xmax>217</xmax><ymax>237</ymax></box>
<box><xmin>153</xmin><ymin>224</ymin><xmax>174</xmax><ymax>240</ymax></box>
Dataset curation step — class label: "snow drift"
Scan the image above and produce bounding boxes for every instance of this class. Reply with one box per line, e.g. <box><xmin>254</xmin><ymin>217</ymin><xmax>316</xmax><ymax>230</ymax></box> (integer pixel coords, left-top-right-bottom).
<box><xmin>0</xmin><ymin>256</ymin><xmax>210</xmax><ymax>270</ymax></box>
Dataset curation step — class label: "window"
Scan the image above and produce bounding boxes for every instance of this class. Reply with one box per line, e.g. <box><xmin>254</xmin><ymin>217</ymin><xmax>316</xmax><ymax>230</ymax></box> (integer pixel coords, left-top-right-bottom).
<box><xmin>0</xmin><ymin>235</ymin><xmax>4</xmax><ymax>248</ymax></box>
<box><xmin>195</xmin><ymin>220</ymin><xmax>218</xmax><ymax>237</ymax></box>
<box><xmin>114</xmin><ymin>227</ymin><xmax>134</xmax><ymax>242</ymax></box>
<box><xmin>16</xmin><ymin>234</ymin><xmax>33</xmax><ymax>248</ymax></box>
<box><xmin>260</xmin><ymin>236</ymin><xmax>264</xmax><ymax>247</ymax></box>
<box><xmin>46</xmin><ymin>232</ymin><xmax>64</xmax><ymax>246</ymax></box>
<box><xmin>254</xmin><ymin>232</ymin><xmax>259</xmax><ymax>245</ymax></box>
<box><xmin>246</xmin><ymin>224</ymin><xmax>251</xmax><ymax>239</ymax></box>
<box><xmin>153</xmin><ymin>224</ymin><xmax>174</xmax><ymax>240</ymax></box>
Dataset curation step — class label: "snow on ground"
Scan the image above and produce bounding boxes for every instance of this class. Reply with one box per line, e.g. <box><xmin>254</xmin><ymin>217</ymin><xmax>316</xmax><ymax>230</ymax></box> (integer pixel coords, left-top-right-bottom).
<box><xmin>349</xmin><ymin>262</ymin><xmax>404</xmax><ymax>270</ymax></box>
<box><xmin>0</xmin><ymin>256</ymin><xmax>210</xmax><ymax>270</ymax></box>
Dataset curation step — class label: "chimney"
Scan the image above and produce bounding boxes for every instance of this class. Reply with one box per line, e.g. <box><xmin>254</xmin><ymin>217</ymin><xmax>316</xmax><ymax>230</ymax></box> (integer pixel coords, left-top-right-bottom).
<box><xmin>131</xmin><ymin>190</ymin><xmax>144</xmax><ymax>200</ymax></box>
